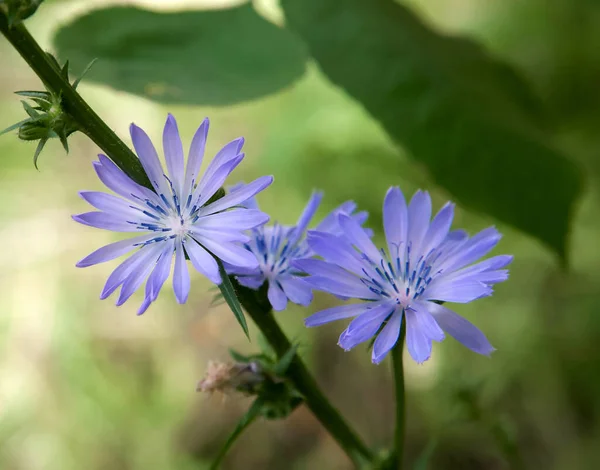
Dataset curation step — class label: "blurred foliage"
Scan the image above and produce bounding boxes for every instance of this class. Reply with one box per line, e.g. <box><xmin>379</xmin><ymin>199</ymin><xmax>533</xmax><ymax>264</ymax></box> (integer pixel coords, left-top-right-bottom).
<box><xmin>1</xmin><ymin>0</ymin><xmax>600</xmax><ymax>469</ymax></box>
<box><xmin>54</xmin><ymin>4</ymin><xmax>307</xmax><ymax>105</ymax></box>
<box><xmin>281</xmin><ymin>0</ymin><xmax>582</xmax><ymax>262</ymax></box>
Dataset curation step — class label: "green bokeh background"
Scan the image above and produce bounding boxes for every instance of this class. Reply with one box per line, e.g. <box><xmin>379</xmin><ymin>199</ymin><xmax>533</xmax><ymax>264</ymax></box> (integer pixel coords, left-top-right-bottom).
<box><xmin>1</xmin><ymin>0</ymin><xmax>600</xmax><ymax>469</ymax></box>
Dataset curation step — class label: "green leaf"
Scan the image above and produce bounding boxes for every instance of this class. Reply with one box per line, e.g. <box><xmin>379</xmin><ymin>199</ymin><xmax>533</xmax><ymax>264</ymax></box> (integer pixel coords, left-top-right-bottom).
<box><xmin>281</xmin><ymin>0</ymin><xmax>583</xmax><ymax>262</ymax></box>
<box><xmin>217</xmin><ymin>260</ymin><xmax>250</xmax><ymax>339</ymax></box>
<box><xmin>210</xmin><ymin>398</ymin><xmax>263</xmax><ymax>470</ymax></box>
<box><xmin>53</xmin><ymin>4</ymin><xmax>308</xmax><ymax>105</ymax></box>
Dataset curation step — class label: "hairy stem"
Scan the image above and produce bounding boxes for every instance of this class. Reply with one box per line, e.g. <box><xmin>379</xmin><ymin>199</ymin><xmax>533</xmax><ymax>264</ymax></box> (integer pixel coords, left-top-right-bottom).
<box><xmin>1</xmin><ymin>15</ymin><xmax>373</xmax><ymax>468</ymax></box>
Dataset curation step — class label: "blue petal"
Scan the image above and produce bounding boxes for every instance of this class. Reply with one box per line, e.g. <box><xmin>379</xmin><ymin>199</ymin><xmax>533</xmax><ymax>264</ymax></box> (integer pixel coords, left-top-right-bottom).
<box><xmin>383</xmin><ymin>187</ymin><xmax>408</xmax><ymax>260</ymax></box>
<box><xmin>425</xmin><ymin>280</ymin><xmax>492</xmax><ymax>303</ymax></box>
<box><xmin>237</xmin><ymin>275</ymin><xmax>265</xmax><ymax>289</ymax></box>
<box><xmin>79</xmin><ymin>191</ymin><xmax>151</xmax><ymax>219</ymax></box>
<box><xmin>194</xmin><ymin>154</ymin><xmax>244</xmax><ymax>208</ymax></box>
<box><xmin>196</xmin><ymin>236</ymin><xmax>259</xmax><ymax>269</ymax></box>
<box><xmin>100</xmin><ymin>247</ymin><xmax>151</xmax><ymax>299</ymax></box>
<box><xmin>338</xmin><ymin>303</ymin><xmax>394</xmax><ymax>350</ymax></box>
<box><xmin>339</xmin><ymin>214</ymin><xmax>381</xmax><ymax>262</ymax></box>
<box><xmin>280</xmin><ymin>277</ymin><xmax>313</xmax><ymax>306</ymax></box>
<box><xmin>163</xmin><ymin>114</ymin><xmax>185</xmax><ymax>195</ymax></box>
<box><xmin>185</xmin><ymin>238</ymin><xmax>221</xmax><ymax>284</ymax></box>
<box><xmin>191</xmin><ymin>227</ymin><xmax>250</xmax><ymax>243</ymax></box>
<box><xmin>268</xmin><ymin>281</ymin><xmax>288</xmax><ymax>311</ymax></box>
<box><xmin>94</xmin><ymin>155</ymin><xmax>162</xmax><ymax>207</ymax></box>
<box><xmin>227</xmin><ymin>181</ymin><xmax>260</xmax><ymax>210</ymax></box>
<box><xmin>420</xmin><ymin>202</ymin><xmax>454</xmax><ymax>256</ymax></box>
<box><xmin>76</xmin><ymin>233</ymin><xmax>155</xmax><ymax>267</ymax></box>
<box><xmin>200</xmin><ymin>138</ymin><xmax>244</xmax><ymax>188</ymax></box>
<box><xmin>305</xmin><ymin>302</ymin><xmax>375</xmax><ymax>327</ymax></box>
<box><xmin>200</xmin><ymin>176</ymin><xmax>273</xmax><ymax>215</ymax></box>
<box><xmin>137</xmin><ymin>296</ymin><xmax>153</xmax><ymax>316</ymax></box>
<box><xmin>315</xmin><ymin>200</ymin><xmax>356</xmax><ymax>234</ymax></box>
<box><xmin>130</xmin><ymin>123</ymin><xmax>170</xmax><ymax>197</ymax></box>
<box><xmin>449</xmin><ymin>255</ymin><xmax>513</xmax><ymax>279</ymax></box>
<box><xmin>115</xmin><ymin>243</ymin><xmax>164</xmax><ymax>306</ymax></box>
<box><xmin>441</xmin><ymin>227</ymin><xmax>502</xmax><ymax>272</ymax></box>
<box><xmin>183</xmin><ymin>118</ymin><xmax>209</xmax><ymax>197</ymax></box>
<box><xmin>405</xmin><ymin>307</ymin><xmax>432</xmax><ymax>363</ymax></box>
<box><xmin>409</xmin><ymin>301</ymin><xmax>445</xmax><ymax>342</ymax></box>
<box><xmin>372</xmin><ymin>311</ymin><xmax>403</xmax><ymax>364</ymax></box>
<box><xmin>407</xmin><ymin>190</ymin><xmax>432</xmax><ymax>253</ymax></box>
<box><xmin>306</xmin><ymin>231</ymin><xmax>366</xmax><ymax>276</ymax></box>
<box><xmin>303</xmin><ymin>275</ymin><xmax>379</xmax><ymax>300</ymax></box>
<box><xmin>294</xmin><ymin>191</ymin><xmax>323</xmax><ymax>237</ymax></box>
<box><xmin>73</xmin><ymin>212</ymin><xmax>140</xmax><ymax>232</ymax></box>
<box><xmin>197</xmin><ymin>209</ymin><xmax>269</xmax><ymax>231</ymax></box>
<box><xmin>146</xmin><ymin>239</ymin><xmax>174</xmax><ymax>302</ymax></box>
<box><xmin>173</xmin><ymin>240</ymin><xmax>190</xmax><ymax>304</ymax></box>
<box><xmin>294</xmin><ymin>258</ymin><xmax>353</xmax><ymax>278</ymax></box>
<box><xmin>426</xmin><ymin>302</ymin><xmax>495</xmax><ymax>355</ymax></box>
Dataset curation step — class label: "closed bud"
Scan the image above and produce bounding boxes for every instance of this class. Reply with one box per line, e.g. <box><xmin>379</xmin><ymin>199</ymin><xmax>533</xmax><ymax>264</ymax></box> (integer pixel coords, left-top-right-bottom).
<box><xmin>18</xmin><ymin>121</ymin><xmax>51</xmax><ymax>141</ymax></box>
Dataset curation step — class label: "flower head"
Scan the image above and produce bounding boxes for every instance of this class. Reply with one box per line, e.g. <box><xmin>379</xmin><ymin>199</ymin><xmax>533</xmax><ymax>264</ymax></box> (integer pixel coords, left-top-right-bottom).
<box><xmin>298</xmin><ymin>187</ymin><xmax>512</xmax><ymax>364</ymax></box>
<box><xmin>227</xmin><ymin>190</ymin><xmax>371</xmax><ymax>311</ymax></box>
<box><xmin>73</xmin><ymin>114</ymin><xmax>273</xmax><ymax>314</ymax></box>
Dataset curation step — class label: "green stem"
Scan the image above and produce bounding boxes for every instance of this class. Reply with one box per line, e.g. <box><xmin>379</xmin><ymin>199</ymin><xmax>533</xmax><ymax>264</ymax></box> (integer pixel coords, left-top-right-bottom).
<box><xmin>235</xmin><ymin>282</ymin><xmax>373</xmax><ymax>467</ymax></box>
<box><xmin>0</xmin><ymin>14</ymin><xmax>151</xmax><ymax>188</ymax></box>
<box><xmin>1</xmin><ymin>15</ymin><xmax>373</xmax><ymax>468</ymax></box>
<box><xmin>390</xmin><ymin>323</ymin><xmax>406</xmax><ymax>469</ymax></box>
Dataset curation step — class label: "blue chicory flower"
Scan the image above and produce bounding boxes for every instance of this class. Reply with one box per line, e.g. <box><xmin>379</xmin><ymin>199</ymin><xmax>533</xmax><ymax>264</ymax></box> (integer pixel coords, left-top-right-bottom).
<box><xmin>227</xmin><ymin>190</ymin><xmax>371</xmax><ymax>311</ymax></box>
<box><xmin>73</xmin><ymin>114</ymin><xmax>273</xmax><ymax>314</ymax></box>
<box><xmin>298</xmin><ymin>187</ymin><xmax>512</xmax><ymax>364</ymax></box>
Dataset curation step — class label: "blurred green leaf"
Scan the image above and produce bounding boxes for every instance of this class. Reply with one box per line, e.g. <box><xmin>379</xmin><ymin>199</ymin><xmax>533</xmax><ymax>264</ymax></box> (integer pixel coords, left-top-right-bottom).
<box><xmin>53</xmin><ymin>4</ymin><xmax>307</xmax><ymax>105</ymax></box>
<box><xmin>282</xmin><ymin>0</ymin><xmax>582</xmax><ymax>261</ymax></box>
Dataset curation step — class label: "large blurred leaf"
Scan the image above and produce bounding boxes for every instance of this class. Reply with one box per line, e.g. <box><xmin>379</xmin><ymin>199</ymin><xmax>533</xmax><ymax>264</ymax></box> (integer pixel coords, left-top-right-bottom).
<box><xmin>53</xmin><ymin>4</ymin><xmax>307</xmax><ymax>105</ymax></box>
<box><xmin>281</xmin><ymin>0</ymin><xmax>582</xmax><ymax>261</ymax></box>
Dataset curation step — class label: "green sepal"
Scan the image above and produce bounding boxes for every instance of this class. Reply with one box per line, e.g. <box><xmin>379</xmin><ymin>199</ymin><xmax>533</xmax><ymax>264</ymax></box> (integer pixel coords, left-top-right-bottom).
<box><xmin>32</xmin><ymin>137</ymin><xmax>47</xmax><ymax>170</ymax></box>
<box><xmin>15</xmin><ymin>90</ymin><xmax>51</xmax><ymax>101</ymax></box>
<box><xmin>0</xmin><ymin>118</ymin><xmax>32</xmax><ymax>136</ymax></box>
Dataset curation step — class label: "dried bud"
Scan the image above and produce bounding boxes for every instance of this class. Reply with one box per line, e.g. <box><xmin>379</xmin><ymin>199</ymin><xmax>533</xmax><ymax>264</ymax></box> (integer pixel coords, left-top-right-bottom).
<box><xmin>196</xmin><ymin>360</ymin><xmax>265</xmax><ymax>395</ymax></box>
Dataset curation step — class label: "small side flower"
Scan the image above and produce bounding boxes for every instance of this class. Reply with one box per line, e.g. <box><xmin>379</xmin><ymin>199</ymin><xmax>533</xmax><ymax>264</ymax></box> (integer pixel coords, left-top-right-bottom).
<box><xmin>73</xmin><ymin>114</ymin><xmax>273</xmax><ymax>314</ymax></box>
<box><xmin>227</xmin><ymin>190</ymin><xmax>371</xmax><ymax>311</ymax></box>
